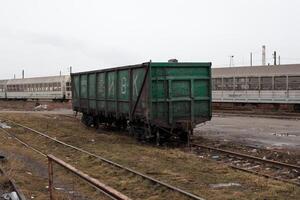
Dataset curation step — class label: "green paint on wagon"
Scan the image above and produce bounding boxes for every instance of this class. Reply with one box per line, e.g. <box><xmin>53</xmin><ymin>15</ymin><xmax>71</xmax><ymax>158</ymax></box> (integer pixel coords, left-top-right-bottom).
<box><xmin>71</xmin><ymin>61</ymin><xmax>212</xmax><ymax>128</ymax></box>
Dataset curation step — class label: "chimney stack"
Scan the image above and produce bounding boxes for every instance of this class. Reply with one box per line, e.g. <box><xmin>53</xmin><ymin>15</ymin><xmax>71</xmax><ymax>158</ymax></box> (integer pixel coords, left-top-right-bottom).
<box><xmin>22</xmin><ymin>70</ymin><xmax>24</xmax><ymax>79</ymax></box>
<box><xmin>273</xmin><ymin>51</ymin><xmax>277</xmax><ymax>65</ymax></box>
<box><xmin>262</xmin><ymin>45</ymin><xmax>266</xmax><ymax>66</ymax></box>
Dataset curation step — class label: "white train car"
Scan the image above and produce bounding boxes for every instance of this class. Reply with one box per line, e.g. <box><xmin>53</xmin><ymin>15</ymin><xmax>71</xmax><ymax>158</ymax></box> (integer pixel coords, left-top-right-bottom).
<box><xmin>0</xmin><ymin>80</ymin><xmax>8</xmax><ymax>99</ymax></box>
<box><xmin>212</xmin><ymin>64</ymin><xmax>300</xmax><ymax>111</ymax></box>
<box><xmin>4</xmin><ymin>75</ymin><xmax>71</xmax><ymax>101</ymax></box>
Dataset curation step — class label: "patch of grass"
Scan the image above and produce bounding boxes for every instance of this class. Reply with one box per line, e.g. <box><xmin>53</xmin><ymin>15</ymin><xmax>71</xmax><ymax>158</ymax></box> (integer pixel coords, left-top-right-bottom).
<box><xmin>0</xmin><ymin>176</ymin><xmax>11</xmax><ymax>190</ymax></box>
<box><xmin>1</xmin><ymin>113</ymin><xmax>300</xmax><ymax>200</ymax></box>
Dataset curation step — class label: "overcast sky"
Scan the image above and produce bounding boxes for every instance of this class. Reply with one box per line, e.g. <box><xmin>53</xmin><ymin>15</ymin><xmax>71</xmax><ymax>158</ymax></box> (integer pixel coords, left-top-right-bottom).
<box><xmin>0</xmin><ymin>0</ymin><xmax>299</xmax><ymax>79</ymax></box>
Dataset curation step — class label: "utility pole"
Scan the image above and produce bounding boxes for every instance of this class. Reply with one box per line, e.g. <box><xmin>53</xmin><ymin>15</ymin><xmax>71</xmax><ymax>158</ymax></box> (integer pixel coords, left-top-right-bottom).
<box><xmin>273</xmin><ymin>51</ymin><xmax>277</xmax><ymax>65</ymax></box>
<box><xmin>262</xmin><ymin>45</ymin><xmax>266</xmax><ymax>66</ymax></box>
<box><xmin>250</xmin><ymin>52</ymin><xmax>253</xmax><ymax>66</ymax></box>
<box><xmin>229</xmin><ymin>55</ymin><xmax>234</xmax><ymax>67</ymax></box>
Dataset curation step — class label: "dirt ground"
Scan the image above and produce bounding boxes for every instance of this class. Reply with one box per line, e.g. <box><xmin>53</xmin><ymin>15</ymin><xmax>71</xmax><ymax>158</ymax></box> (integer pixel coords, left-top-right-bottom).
<box><xmin>0</xmin><ymin>175</ymin><xmax>12</xmax><ymax>199</ymax></box>
<box><xmin>0</xmin><ymin>102</ymin><xmax>300</xmax><ymax>199</ymax></box>
<box><xmin>0</xmin><ymin>100</ymin><xmax>72</xmax><ymax>111</ymax></box>
<box><xmin>0</xmin><ymin>113</ymin><xmax>299</xmax><ymax>200</ymax></box>
<box><xmin>195</xmin><ymin>115</ymin><xmax>300</xmax><ymax>152</ymax></box>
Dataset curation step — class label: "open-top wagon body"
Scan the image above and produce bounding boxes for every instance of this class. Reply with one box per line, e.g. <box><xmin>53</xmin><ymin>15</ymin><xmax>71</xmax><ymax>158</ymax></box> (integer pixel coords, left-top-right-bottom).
<box><xmin>72</xmin><ymin>61</ymin><xmax>212</xmax><ymax>143</ymax></box>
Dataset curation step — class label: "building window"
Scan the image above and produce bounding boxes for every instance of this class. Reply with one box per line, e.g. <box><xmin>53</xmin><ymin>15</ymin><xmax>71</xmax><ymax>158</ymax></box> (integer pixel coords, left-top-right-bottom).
<box><xmin>288</xmin><ymin>76</ymin><xmax>300</xmax><ymax>90</ymax></box>
<box><xmin>57</xmin><ymin>82</ymin><xmax>61</xmax><ymax>91</ymax></box>
<box><xmin>274</xmin><ymin>76</ymin><xmax>286</xmax><ymax>90</ymax></box>
<box><xmin>235</xmin><ymin>77</ymin><xmax>248</xmax><ymax>90</ymax></box>
<box><xmin>24</xmin><ymin>84</ymin><xmax>28</xmax><ymax>92</ymax></box>
<box><xmin>260</xmin><ymin>77</ymin><xmax>272</xmax><ymax>90</ymax></box>
<box><xmin>223</xmin><ymin>78</ymin><xmax>234</xmax><ymax>90</ymax></box>
<box><xmin>212</xmin><ymin>78</ymin><xmax>222</xmax><ymax>91</ymax></box>
<box><xmin>248</xmin><ymin>77</ymin><xmax>259</xmax><ymax>90</ymax></box>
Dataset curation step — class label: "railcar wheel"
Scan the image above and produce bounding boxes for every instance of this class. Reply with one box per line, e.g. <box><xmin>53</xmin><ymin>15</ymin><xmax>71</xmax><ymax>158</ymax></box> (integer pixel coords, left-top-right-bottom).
<box><xmin>129</xmin><ymin>126</ymin><xmax>134</xmax><ymax>136</ymax></box>
<box><xmin>156</xmin><ymin>130</ymin><xmax>161</xmax><ymax>146</ymax></box>
<box><xmin>115</xmin><ymin>120</ymin><xmax>122</xmax><ymax>130</ymax></box>
<box><xmin>81</xmin><ymin>114</ymin><xmax>94</xmax><ymax>127</ymax></box>
<box><xmin>122</xmin><ymin>120</ymin><xmax>128</xmax><ymax>130</ymax></box>
<box><xmin>93</xmin><ymin>117</ymin><xmax>99</xmax><ymax>129</ymax></box>
<box><xmin>133</xmin><ymin>126</ymin><xmax>143</xmax><ymax>140</ymax></box>
<box><xmin>179</xmin><ymin>131</ymin><xmax>189</xmax><ymax>143</ymax></box>
<box><xmin>81</xmin><ymin>114</ymin><xmax>87</xmax><ymax>124</ymax></box>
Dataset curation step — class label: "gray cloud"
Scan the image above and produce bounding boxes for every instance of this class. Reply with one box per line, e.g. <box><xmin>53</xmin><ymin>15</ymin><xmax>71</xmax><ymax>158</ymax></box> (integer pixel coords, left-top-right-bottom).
<box><xmin>0</xmin><ymin>0</ymin><xmax>299</xmax><ymax>79</ymax></box>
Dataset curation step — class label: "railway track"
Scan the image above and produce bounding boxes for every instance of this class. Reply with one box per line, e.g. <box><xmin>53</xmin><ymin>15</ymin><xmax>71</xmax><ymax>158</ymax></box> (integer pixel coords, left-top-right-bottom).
<box><xmin>212</xmin><ymin>111</ymin><xmax>300</xmax><ymax>120</ymax></box>
<box><xmin>0</xmin><ymin>118</ymin><xmax>205</xmax><ymax>200</ymax></box>
<box><xmin>191</xmin><ymin>143</ymin><xmax>300</xmax><ymax>187</ymax></box>
<box><xmin>0</xmin><ymin>167</ymin><xmax>26</xmax><ymax>200</ymax></box>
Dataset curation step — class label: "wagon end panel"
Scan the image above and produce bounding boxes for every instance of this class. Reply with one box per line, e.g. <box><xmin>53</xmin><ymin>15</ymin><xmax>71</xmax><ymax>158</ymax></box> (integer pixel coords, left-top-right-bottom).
<box><xmin>71</xmin><ymin>74</ymin><xmax>80</xmax><ymax>111</ymax></box>
<box><xmin>71</xmin><ymin>73</ymin><xmax>89</xmax><ymax>113</ymax></box>
<box><xmin>193</xmin><ymin>65</ymin><xmax>212</xmax><ymax>124</ymax></box>
<box><xmin>80</xmin><ymin>74</ymin><xmax>88</xmax><ymax>112</ymax></box>
<box><xmin>151</xmin><ymin>62</ymin><xmax>212</xmax><ymax>128</ymax></box>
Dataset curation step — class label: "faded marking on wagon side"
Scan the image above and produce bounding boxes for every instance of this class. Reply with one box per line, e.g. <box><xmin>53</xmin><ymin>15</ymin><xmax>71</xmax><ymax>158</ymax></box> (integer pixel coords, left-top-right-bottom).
<box><xmin>98</xmin><ymin>77</ymin><xmax>105</xmax><ymax>93</ymax></box>
<box><xmin>97</xmin><ymin>74</ymin><xmax>105</xmax><ymax>98</ymax></box>
<box><xmin>133</xmin><ymin>74</ymin><xmax>138</xmax><ymax>96</ymax></box>
<box><xmin>108</xmin><ymin>74</ymin><xmax>115</xmax><ymax>96</ymax></box>
<box><xmin>121</xmin><ymin>77</ymin><xmax>127</xmax><ymax>95</ymax></box>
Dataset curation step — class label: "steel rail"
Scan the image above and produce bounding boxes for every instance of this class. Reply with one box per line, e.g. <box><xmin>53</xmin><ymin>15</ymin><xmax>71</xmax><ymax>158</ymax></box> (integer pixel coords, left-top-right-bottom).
<box><xmin>229</xmin><ymin>165</ymin><xmax>300</xmax><ymax>187</ymax></box>
<box><xmin>3</xmin><ymin>119</ymin><xmax>205</xmax><ymax>200</ymax></box>
<box><xmin>48</xmin><ymin>154</ymin><xmax>131</xmax><ymax>200</ymax></box>
<box><xmin>192</xmin><ymin>143</ymin><xmax>300</xmax><ymax>187</ymax></box>
<box><xmin>0</xmin><ymin>166</ymin><xmax>27</xmax><ymax>200</ymax></box>
<box><xmin>0</xmin><ymin>128</ymin><xmax>47</xmax><ymax>157</ymax></box>
<box><xmin>0</xmin><ymin>128</ymin><xmax>128</xmax><ymax>200</ymax></box>
<box><xmin>191</xmin><ymin>143</ymin><xmax>300</xmax><ymax>171</ymax></box>
<box><xmin>212</xmin><ymin>112</ymin><xmax>300</xmax><ymax>120</ymax></box>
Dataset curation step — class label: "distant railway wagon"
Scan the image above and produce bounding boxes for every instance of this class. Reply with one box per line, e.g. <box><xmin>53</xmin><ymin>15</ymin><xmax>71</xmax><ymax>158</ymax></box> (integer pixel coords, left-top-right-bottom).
<box><xmin>212</xmin><ymin>64</ymin><xmax>300</xmax><ymax>112</ymax></box>
<box><xmin>72</xmin><ymin>61</ymin><xmax>212</xmax><ymax>143</ymax></box>
<box><xmin>0</xmin><ymin>80</ymin><xmax>8</xmax><ymax>99</ymax></box>
<box><xmin>0</xmin><ymin>75</ymin><xmax>71</xmax><ymax>101</ymax></box>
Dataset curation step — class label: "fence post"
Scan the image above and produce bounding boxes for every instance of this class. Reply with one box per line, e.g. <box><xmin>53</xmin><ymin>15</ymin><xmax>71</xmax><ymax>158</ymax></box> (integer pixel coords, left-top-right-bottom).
<box><xmin>48</xmin><ymin>156</ymin><xmax>54</xmax><ymax>200</ymax></box>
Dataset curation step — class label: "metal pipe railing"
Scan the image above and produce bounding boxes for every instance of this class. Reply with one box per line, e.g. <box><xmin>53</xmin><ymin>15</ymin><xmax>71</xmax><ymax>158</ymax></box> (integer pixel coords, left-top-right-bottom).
<box><xmin>47</xmin><ymin>154</ymin><xmax>131</xmax><ymax>200</ymax></box>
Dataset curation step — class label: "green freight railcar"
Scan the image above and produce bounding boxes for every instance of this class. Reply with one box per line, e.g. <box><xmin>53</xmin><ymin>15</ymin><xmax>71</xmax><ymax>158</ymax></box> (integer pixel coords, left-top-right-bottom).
<box><xmin>72</xmin><ymin>61</ymin><xmax>212</xmax><ymax>143</ymax></box>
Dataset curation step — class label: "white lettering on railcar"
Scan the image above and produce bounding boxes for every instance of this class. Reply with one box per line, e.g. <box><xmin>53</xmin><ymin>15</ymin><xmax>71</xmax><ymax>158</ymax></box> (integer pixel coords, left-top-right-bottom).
<box><xmin>99</xmin><ymin>78</ymin><xmax>105</xmax><ymax>92</ymax></box>
<box><xmin>121</xmin><ymin>77</ymin><xmax>127</xmax><ymax>95</ymax></box>
<box><xmin>108</xmin><ymin>75</ymin><xmax>114</xmax><ymax>95</ymax></box>
<box><xmin>133</xmin><ymin>74</ymin><xmax>138</xmax><ymax>96</ymax></box>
